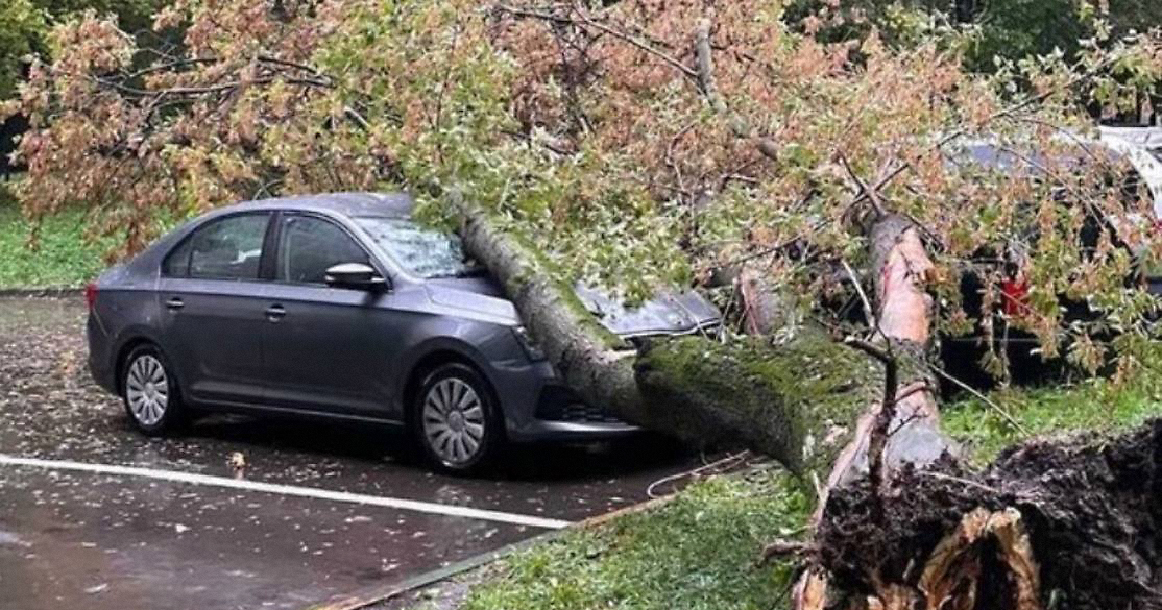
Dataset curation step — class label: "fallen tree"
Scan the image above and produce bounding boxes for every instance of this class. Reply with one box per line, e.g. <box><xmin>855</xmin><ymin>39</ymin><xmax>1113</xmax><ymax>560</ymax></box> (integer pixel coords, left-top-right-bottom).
<box><xmin>7</xmin><ymin>1</ymin><xmax>1162</xmax><ymax>608</ymax></box>
<box><xmin>450</xmin><ymin>187</ymin><xmax>878</xmax><ymax>475</ymax></box>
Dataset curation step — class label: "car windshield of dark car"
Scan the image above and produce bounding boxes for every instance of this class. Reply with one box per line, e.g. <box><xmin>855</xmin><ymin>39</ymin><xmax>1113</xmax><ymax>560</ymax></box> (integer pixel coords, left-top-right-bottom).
<box><xmin>355</xmin><ymin>216</ymin><xmax>483</xmax><ymax>278</ymax></box>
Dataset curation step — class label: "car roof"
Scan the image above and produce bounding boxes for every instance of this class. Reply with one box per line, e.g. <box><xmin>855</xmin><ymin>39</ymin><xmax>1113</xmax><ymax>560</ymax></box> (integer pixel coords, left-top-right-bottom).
<box><xmin>950</xmin><ymin>137</ymin><xmax>1162</xmax><ymax>212</ymax></box>
<box><xmin>212</xmin><ymin>192</ymin><xmax>416</xmax><ymax>218</ymax></box>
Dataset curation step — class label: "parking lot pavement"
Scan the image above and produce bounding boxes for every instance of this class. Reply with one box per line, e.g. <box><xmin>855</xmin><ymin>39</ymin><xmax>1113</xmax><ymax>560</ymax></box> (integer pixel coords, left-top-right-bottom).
<box><xmin>0</xmin><ymin>296</ymin><xmax>700</xmax><ymax>610</ymax></box>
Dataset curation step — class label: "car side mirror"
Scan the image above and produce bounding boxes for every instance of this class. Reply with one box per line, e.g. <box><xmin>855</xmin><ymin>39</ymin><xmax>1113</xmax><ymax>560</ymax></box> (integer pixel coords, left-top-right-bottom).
<box><xmin>324</xmin><ymin>263</ymin><xmax>388</xmax><ymax>291</ymax></box>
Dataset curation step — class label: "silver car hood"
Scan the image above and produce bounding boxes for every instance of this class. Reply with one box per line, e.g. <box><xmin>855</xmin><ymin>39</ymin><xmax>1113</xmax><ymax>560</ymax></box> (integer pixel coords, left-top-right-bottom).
<box><xmin>425</xmin><ymin>276</ymin><xmax>722</xmax><ymax>337</ymax></box>
<box><xmin>573</xmin><ymin>285</ymin><xmax>720</xmax><ymax>337</ymax></box>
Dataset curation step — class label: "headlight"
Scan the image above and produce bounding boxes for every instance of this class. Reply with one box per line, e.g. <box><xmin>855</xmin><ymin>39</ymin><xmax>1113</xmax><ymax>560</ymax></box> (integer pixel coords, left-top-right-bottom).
<box><xmin>511</xmin><ymin>325</ymin><xmax>547</xmax><ymax>361</ymax></box>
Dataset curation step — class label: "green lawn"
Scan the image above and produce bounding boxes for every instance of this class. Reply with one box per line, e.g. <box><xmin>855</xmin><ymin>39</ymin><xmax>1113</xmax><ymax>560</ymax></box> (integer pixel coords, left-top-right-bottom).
<box><xmin>460</xmin><ymin>472</ymin><xmax>810</xmax><ymax>610</ymax></box>
<box><xmin>0</xmin><ymin>183</ymin><xmax>123</xmax><ymax>289</ymax></box>
<box><xmin>943</xmin><ymin>361</ymin><xmax>1162</xmax><ymax>463</ymax></box>
<box><xmin>448</xmin><ymin>368</ymin><xmax>1162</xmax><ymax>610</ymax></box>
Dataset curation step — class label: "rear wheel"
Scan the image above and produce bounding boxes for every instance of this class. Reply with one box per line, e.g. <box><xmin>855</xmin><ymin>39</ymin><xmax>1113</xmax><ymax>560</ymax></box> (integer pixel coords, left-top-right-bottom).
<box><xmin>412</xmin><ymin>363</ymin><xmax>502</xmax><ymax>474</ymax></box>
<box><xmin>122</xmin><ymin>345</ymin><xmax>185</xmax><ymax>436</ymax></box>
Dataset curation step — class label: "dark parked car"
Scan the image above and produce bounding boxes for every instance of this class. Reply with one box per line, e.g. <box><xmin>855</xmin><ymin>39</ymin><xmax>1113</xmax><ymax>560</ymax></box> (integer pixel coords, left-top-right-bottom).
<box><xmin>86</xmin><ymin>192</ymin><xmax>721</xmax><ymax>472</ymax></box>
<box><xmin>937</xmin><ymin>136</ymin><xmax>1162</xmax><ymax>383</ymax></box>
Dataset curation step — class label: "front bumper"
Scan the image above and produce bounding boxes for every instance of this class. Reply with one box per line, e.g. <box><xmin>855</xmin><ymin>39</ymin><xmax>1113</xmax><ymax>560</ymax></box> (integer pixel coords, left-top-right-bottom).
<box><xmin>488</xmin><ymin>359</ymin><xmax>641</xmax><ymax>442</ymax></box>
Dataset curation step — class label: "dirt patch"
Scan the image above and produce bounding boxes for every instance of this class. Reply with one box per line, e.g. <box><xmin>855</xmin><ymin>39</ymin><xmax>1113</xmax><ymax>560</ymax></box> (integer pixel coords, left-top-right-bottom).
<box><xmin>818</xmin><ymin>419</ymin><xmax>1162</xmax><ymax>610</ymax></box>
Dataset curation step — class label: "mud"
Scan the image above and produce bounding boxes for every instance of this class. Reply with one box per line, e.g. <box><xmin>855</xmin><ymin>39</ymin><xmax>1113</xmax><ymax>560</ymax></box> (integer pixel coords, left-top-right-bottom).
<box><xmin>818</xmin><ymin>420</ymin><xmax>1162</xmax><ymax>610</ymax></box>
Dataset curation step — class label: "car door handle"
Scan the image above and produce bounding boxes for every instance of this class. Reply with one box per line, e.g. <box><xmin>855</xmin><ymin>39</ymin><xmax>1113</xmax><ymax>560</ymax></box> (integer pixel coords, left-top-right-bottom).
<box><xmin>265</xmin><ymin>304</ymin><xmax>286</xmax><ymax>321</ymax></box>
<box><xmin>165</xmin><ymin>297</ymin><xmax>185</xmax><ymax>311</ymax></box>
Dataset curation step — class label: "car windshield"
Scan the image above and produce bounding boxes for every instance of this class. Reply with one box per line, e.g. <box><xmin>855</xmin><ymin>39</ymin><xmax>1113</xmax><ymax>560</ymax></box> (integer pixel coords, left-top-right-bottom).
<box><xmin>355</xmin><ymin>216</ymin><xmax>483</xmax><ymax>278</ymax></box>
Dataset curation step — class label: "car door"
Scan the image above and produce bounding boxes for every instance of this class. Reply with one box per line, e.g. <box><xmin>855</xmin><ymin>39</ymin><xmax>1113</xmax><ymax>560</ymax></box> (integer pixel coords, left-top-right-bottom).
<box><xmin>158</xmin><ymin>212</ymin><xmax>273</xmax><ymax>405</ymax></box>
<box><xmin>261</xmin><ymin>212</ymin><xmax>396</xmax><ymax>417</ymax></box>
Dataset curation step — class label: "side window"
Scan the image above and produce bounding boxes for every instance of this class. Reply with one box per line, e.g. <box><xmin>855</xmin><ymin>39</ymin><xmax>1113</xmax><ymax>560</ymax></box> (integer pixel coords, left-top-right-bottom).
<box><xmin>163</xmin><ymin>238</ymin><xmax>194</xmax><ymax>277</ymax></box>
<box><xmin>187</xmin><ymin>214</ymin><xmax>270</xmax><ymax>280</ymax></box>
<box><xmin>276</xmin><ymin>215</ymin><xmax>370</xmax><ymax>285</ymax></box>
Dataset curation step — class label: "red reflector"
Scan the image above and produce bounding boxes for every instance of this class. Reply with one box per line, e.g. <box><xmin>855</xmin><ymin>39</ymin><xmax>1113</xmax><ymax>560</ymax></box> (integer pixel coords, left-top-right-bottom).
<box><xmin>84</xmin><ymin>283</ymin><xmax>98</xmax><ymax>310</ymax></box>
<box><xmin>1000</xmin><ymin>279</ymin><xmax>1029</xmax><ymax>316</ymax></box>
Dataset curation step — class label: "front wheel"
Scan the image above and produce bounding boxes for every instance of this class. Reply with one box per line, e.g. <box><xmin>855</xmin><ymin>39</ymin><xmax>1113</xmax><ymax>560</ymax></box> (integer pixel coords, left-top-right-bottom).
<box><xmin>122</xmin><ymin>345</ymin><xmax>186</xmax><ymax>436</ymax></box>
<box><xmin>413</xmin><ymin>363</ymin><xmax>502</xmax><ymax>474</ymax></box>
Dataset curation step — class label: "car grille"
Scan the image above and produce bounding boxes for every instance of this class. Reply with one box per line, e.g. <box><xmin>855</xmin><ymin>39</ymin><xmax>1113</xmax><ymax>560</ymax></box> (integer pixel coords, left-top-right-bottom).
<box><xmin>535</xmin><ymin>385</ymin><xmax>625</xmax><ymax>423</ymax></box>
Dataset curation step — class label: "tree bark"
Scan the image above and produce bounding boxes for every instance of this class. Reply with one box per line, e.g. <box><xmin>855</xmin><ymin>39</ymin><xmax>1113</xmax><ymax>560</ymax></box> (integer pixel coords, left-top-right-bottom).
<box><xmin>826</xmin><ymin>216</ymin><xmax>958</xmax><ymax>490</ymax></box>
<box><xmin>738</xmin><ymin>267</ymin><xmax>790</xmax><ymax>336</ymax></box>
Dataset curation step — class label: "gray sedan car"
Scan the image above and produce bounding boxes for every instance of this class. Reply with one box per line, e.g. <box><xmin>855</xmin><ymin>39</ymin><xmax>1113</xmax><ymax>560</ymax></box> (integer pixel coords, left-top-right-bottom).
<box><xmin>86</xmin><ymin>192</ymin><xmax>721</xmax><ymax>472</ymax></box>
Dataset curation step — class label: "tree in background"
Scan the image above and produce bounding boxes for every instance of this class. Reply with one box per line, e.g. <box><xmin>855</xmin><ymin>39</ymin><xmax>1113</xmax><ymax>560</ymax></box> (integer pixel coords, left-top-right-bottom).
<box><xmin>0</xmin><ymin>0</ymin><xmax>45</xmax><ymax>178</ymax></box>
<box><xmin>4</xmin><ymin>1</ymin><xmax>1162</xmax><ymax>607</ymax></box>
<box><xmin>787</xmin><ymin>0</ymin><xmax>1162</xmax><ymax>80</ymax></box>
<box><xmin>0</xmin><ymin>0</ymin><xmax>46</xmax><ymax>103</ymax></box>
<box><xmin>0</xmin><ymin>0</ymin><xmax>162</xmax><ymax>178</ymax></box>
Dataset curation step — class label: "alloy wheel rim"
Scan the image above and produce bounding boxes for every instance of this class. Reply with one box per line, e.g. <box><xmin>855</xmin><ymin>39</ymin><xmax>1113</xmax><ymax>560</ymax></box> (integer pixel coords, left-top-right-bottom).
<box><xmin>126</xmin><ymin>355</ymin><xmax>169</xmax><ymax>425</ymax></box>
<box><xmin>421</xmin><ymin>378</ymin><xmax>486</xmax><ymax>466</ymax></box>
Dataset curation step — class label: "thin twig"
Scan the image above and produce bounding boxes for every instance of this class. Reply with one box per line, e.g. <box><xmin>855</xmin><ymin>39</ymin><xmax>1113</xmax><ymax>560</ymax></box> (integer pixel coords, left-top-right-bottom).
<box><xmin>493</xmin><ymin>3</ymin><xmax>698</xmax><ymax>80</ymax></box>
<box><xmin>843</xmin><ymin>336</ymin><xmax>891</xmax><ymax>364</ymax></box>
<box><xmin>756</xmin><ymin>538</ymin><xmax>816</xmax><ymax>566</ymax></box>
<box><xmin>838</xmin><ymin>153</ymin><xmax>885</xmax><ymax>218</ymax></box>
<box><xmin>917</xmin><ymin>470</ymin><xmax>1002</xmax><ymax>495</ymax></box>
<box><xmin>841</xmin><ymin>259</ymin><xmax>877</xmax><ymax>329</ymax></box>
<box><xmin>932</xmin><ymin>365</ymin><xmax>1029</xmax><ymax>436</ymax></box>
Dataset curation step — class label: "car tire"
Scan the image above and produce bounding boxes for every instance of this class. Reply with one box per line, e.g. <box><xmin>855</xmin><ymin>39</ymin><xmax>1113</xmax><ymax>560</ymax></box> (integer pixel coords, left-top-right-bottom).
<box><xmin>121</xmin><ymin>344</ymin><xmax>186</xmax><ymax>436</ymax></box>
<box><xmin>412</xmin><ymin>363</ymin><xmax>503</xmax><ymax>474</ymax></box>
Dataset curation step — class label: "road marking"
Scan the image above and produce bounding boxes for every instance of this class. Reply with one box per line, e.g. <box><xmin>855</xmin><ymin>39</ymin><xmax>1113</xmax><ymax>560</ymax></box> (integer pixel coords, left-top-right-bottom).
<box><xmin>0</xmin><ymin>454</ymin><xmax>572</xmax><ymax>530</ymax></box>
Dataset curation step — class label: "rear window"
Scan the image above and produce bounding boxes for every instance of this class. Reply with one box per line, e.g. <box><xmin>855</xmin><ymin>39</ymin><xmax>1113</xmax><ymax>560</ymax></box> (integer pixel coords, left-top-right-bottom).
<box><xmin>164</xmin><ymin>213</ymin><xmax>270</xmax><ymax>280</ymax></box>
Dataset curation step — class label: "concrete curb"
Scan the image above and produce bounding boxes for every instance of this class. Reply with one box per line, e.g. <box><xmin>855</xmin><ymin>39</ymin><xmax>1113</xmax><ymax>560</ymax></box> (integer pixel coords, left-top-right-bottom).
<box><xmin>304</xmin><ymin>528</ymin><xmax>565</xmax><ymax>610</ymax></box>
<box><xmin>0</xmin><ymin>287</ymin><xmax>83</xmax><ymax>298</ymax></box>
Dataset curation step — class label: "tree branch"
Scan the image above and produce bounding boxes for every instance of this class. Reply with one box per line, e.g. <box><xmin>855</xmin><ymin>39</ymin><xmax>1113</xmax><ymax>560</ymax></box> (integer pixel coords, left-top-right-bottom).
<box><xmin>694</xmin><ymin>19</ymin><xmax>778</xmax><ymax>162</ymax></box>
<box><xmin>493</xmin><ymin>3</ymin><xmax>698</xmax><ymax>80</ymax></box>
<box><xmin>843</xmin><ymin>336</ymin><xmax>892</xmax><ymax>364</ymax></box>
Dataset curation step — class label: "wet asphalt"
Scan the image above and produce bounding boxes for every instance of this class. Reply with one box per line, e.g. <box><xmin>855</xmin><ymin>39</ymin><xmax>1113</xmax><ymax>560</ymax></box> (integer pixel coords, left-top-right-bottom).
<box><xmin>0</xmin><ymin>296</ymin><xmax>700</xmax><ymax>610</ymax></box>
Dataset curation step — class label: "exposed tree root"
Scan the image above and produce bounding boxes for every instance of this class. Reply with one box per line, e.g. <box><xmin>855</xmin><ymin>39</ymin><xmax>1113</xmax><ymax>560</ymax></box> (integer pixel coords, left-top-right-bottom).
<box><xmin>813</xmin><ymin>420</ymin><xmax>1162</xmax><ymax>610</ymax></box>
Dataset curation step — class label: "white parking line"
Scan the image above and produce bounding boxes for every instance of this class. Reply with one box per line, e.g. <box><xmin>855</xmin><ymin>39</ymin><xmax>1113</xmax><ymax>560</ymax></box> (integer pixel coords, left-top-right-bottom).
<box><xmin>0</xmin><ymin>454</ymin><xmax>572</xmax><ymax>530</ymax></box>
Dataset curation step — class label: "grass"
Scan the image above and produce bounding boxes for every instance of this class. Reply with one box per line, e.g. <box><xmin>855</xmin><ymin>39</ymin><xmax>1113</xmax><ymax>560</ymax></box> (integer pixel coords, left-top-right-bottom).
<box><xmin>447</xmin><ymin>361</ymin><xmax>1162</xmax><ymax>610</ymax></box>
<box><xmin>457</xmin><ymin>473</ymin><xmax>811</xmax><ymax>610</ymax></box>
<box><xmin>944</xmin><ymin>362</ymin><xmax>1162</xmax><ymax>463</ymax></box>
<box><xmin>0</xmin><ymin>183</ymin><xmax>119</xmax><ymax>289</ymax></box>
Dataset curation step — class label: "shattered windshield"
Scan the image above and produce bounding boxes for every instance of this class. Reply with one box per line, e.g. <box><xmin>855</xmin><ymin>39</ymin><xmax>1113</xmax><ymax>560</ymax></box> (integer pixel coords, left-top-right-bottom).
<box><xmin>355</xmin><ymin>216</ymin><xmax>483</xmax><ymax>278</ymax></box>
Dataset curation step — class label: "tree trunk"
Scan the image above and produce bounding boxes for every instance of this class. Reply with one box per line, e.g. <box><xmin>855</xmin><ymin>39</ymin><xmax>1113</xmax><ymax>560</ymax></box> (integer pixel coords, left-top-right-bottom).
<box><xmin>449</xmin><ymin>190</ymin><xmax>877</xmax><ymax>476</ymax></box>
<box><xmin>451</xmin><ymin>192</ymin><xmax>954</xmax><ymax>490</ymax></box>
<box><xmin>826</xmin><ymin>215</ymin><xmax>958</xmax><ymax>491</ymax></box>
<box><xmin>793</xmin><ymin>214</ymin><xmax>960</xmax><ymax>609</ymax></box>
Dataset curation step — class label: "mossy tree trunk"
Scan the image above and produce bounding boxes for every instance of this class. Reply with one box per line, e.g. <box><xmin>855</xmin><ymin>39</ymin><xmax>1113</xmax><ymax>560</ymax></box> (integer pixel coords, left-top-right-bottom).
<box><xmin>450</xmin><ymin>191</ymin><xmax>877</xmax><ymax>477</ymax></box>
<box><xmin>451</xmin><ymin>192</ymin><xmax>957</xmax><ymax>486</ymax></box>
